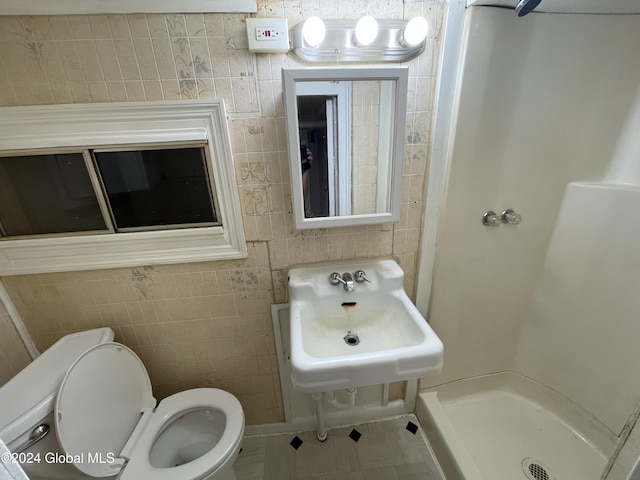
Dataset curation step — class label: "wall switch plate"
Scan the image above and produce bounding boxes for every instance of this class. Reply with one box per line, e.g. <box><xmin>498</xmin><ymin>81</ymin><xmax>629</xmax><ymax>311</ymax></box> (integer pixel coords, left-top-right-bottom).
<box><xmin>246</xmin><ymin>18</ymin><xmax>290</xmax><ymax>53</ymax></box>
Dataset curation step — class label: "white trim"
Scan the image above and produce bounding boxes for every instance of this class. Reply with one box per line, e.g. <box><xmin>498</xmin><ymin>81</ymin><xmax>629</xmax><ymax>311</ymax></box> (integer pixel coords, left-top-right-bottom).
<box><xmin>0</xmin><ymin>100</ymin><xmax>247</xmax><ymax>276</ymax></box>
<box><xmin>295</xmin><ymin>80</ymin><xmax>353</xmax><ymax>217</ymax></box>
<box><xmin>326</xmin><ymin>98</ymin><xmax>337</xmax><ymax>216</ymax></box>
<box><xmin>0</xmin><ymin>280</ymin><xmax>38</xmax><ymax>359</ymax></box>
<box><xmin>82</xmin><ymin>150</ymin><xmax>117</xmax><ymax>235</ymax></box>
<box><xmin>337</xmin><ymin>82</ymin><xmax>352</xmax><ymax>217</ymax></box>
<box><xmin>244</xmin><ymin>402</ymin><xmax>414</xmax><ymax>437</ymax></box>
<box><xmin>271</xmin><ymin>304</ymin><xmax>293</xmax><ymax>422</ymax></box>
<box><xmin>283</xmin><ymin>67</ymin><xmax>407</xmax><ymax>230</ymax></box>
<box><xmin>0</xmin><ymin>227</ymin><xmax>242</xmax><ymax>275</ymax></box>
<box><xmin>415</xmin><ymin>0</ymin><xmax>467</xmax><ymax>312</ymax></box>
<box><xmin>467</xmin><ymin>0</ymin><xmax>640</xmax><ymax>14</ymax></box>
<box><xmin>0</xmin><ymin>0</ymin><xmax>257</xmax><ymax>15</ymax></box>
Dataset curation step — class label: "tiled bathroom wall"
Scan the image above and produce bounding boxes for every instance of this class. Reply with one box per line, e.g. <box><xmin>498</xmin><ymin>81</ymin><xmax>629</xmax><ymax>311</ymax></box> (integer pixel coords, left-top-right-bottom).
<box><xmin>352</xmin><ymin>81</ymin><xmax>381</xmax><ymax>216</ymax></box>
<box><xmin>0</xmin><ymin>0</ymin><xmax>445</xmax><ymax>425</ymax></box>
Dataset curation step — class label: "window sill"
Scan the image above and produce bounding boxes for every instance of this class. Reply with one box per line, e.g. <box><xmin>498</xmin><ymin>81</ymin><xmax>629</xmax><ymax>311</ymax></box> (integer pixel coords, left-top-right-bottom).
<box><xmin>0</xmin><ymin>227</ymin><xmax>247</xmax><ymax>275</ymax></box>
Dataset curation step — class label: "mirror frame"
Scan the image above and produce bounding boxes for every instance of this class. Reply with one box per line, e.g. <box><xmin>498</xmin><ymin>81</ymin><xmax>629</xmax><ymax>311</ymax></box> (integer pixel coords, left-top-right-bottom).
<box><xmin>282</xmin><ymin>67</ymin><xmax>408</xmax><ymax>230</ymax></box>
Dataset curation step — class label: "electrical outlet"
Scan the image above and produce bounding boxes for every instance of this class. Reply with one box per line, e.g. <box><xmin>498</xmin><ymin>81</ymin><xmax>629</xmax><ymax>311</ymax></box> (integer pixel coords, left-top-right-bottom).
<box><xmin>256</xmin><ymin>27</ymin><xmax>282</xmax><ymax>41</ymax></box>
<box><xmin>246</xmin><ymin>18</ymin><xmax>290</xmax><ymax>53</ymax></box>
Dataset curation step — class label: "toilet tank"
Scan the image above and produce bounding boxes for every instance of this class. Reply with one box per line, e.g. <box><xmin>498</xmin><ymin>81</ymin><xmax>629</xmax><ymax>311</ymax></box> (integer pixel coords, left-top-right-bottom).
<box><xmin>0</xmin><ymin>327</ymin><xmax>114</xmax><ymax>444</ymax></box>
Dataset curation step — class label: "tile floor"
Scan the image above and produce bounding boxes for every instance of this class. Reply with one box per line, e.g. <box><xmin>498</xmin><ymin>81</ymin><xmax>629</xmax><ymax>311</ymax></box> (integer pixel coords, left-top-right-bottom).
<box><xmin>233</xmin><ymin>415</ymin><xmax>445</xmax><ymax>480</ymax></box>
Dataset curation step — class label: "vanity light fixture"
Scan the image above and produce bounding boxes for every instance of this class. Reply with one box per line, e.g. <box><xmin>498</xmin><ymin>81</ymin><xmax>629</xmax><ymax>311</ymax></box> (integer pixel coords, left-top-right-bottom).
<box><xmin>290</xmin><ymin>16</ymin><xmax>429</xmax><ymax>63</ymax></box>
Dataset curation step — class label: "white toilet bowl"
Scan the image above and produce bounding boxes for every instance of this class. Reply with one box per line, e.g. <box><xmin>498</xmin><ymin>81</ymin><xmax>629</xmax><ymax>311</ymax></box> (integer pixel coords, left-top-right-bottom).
<box><xmin>54</xmin><ymin>342</ymin><xmax>244</xmax><ymax>480</ymax></box>
<box><xmin>120</xmin><ymin>389</ymin><xmax>243</xmax><ymax>480</ymax></box>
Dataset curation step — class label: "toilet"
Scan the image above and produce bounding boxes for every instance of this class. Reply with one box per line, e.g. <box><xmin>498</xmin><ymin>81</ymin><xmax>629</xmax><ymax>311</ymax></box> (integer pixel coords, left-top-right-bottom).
<box><xmin>0</xmin><ymin>328</ymin><xmax>244</xmax><ymax>480</ymax></box>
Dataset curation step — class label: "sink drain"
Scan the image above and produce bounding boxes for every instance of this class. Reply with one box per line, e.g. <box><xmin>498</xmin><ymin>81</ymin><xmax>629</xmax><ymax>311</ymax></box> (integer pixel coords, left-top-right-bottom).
<box><xmin>344</xmin><ymin>331</ymin><xmax>360</xmax><ymax>346</ymax></box>
<box><xmin>522</xmin><ymin>458</ymin><xmax>554</xmax><ymax>480</ymax></box>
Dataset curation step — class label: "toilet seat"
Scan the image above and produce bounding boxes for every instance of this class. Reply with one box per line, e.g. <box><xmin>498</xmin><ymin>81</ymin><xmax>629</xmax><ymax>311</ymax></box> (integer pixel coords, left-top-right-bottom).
<box><xmin>119</xmin><ymin>388</ymin><xmax>244</xmax><ymax>480</ymax></box>
<box><xmin>55</xmin><ymin>343</ymin><xmax>244</xmax><ymax>479</ymax></box>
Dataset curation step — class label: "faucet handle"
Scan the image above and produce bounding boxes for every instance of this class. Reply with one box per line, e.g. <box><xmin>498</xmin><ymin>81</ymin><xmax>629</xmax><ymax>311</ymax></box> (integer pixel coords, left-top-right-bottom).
<box><xmin>483</xmin><ymin>211</ymin><xmax>501</xmax><ymax>226</ymax></box>
<box><xmin>353</xmin><ymin>270</ymin><xmax>371</xmax><ymax>283</ymax></box>
<box><xmin>501</xmin><ymin>209</ymin><xmax>522</xmax><ymax>225</ymax></box>
<box><xmin>329</xmin><ymin>272</ymin><xmax>345</xmax><ymax>286</ymax></box>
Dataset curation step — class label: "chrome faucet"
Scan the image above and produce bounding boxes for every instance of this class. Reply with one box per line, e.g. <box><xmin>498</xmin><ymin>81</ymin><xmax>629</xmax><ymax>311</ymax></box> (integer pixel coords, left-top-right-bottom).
<box><xmin>329</xmin><ymin>270</ymin><xmax>373</xmax><ymax>292</ymax></box>
<box><xmin>329</xmin><ymin>272</ymin><xmax>355</xmax><ymax>292</ymax></box>
<box><xmin>353</xmin><ymin>270</ymin><xmax>371</xmax><ymax>283</ymax></box>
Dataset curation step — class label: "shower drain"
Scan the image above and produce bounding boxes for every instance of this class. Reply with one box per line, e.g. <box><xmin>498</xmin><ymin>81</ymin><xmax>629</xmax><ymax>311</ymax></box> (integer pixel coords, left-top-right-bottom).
<box><xmin>522</xmin><ymin>458</ymin><xmax>555</xmax><ymax>480</ymax></box>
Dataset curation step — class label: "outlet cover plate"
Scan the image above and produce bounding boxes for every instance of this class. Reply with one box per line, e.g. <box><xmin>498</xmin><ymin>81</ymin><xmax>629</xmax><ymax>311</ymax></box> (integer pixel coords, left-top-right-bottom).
<box><xmin>246</xmin><ymin>18</ymin><xmax>289</xmax><ymax>53</ymax></box>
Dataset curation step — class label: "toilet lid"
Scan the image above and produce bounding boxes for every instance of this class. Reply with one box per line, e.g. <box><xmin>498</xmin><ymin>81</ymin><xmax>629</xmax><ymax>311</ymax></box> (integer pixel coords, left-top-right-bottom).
<box><xmin>55</xmin><ymin>342</ymin><xmax>156</xmax><ymax>477</ymax></box>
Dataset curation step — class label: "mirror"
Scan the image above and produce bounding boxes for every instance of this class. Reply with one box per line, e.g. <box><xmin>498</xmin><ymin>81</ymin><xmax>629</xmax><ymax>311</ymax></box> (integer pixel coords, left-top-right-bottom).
<box><xmin>282</xmin><ymin>67</ymin><xmax>408</xmax><ymax>229</ymax></box>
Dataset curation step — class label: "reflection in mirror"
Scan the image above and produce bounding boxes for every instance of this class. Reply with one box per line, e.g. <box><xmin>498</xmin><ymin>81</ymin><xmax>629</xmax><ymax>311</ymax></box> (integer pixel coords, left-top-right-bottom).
<box><xmin>283</xmin><ymin>68</ymin><xmax>408</xmax><ymax>230</ymax></box>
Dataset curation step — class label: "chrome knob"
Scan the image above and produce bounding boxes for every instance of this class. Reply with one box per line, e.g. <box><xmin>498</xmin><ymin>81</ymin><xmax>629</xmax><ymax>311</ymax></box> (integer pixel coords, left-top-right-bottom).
<box><xmin>354</xmin><ymin>270</ymin><xmax>371</xmax><ymax>283</ymax></box>
<box><xmin>483</xmin><ymin>211</ymin><xmax>501</xmax><ymax>227</ymax></box>
<box><xmin>501</xmin><ymin>209</ymin><xmax>522</xmax><ymax>225</ymax></box>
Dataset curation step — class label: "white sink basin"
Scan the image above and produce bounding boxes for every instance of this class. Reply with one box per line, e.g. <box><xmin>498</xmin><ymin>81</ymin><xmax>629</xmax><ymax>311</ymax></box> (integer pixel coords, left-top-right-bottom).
<box><xmin>288</xmin><ymin>259</ymin><xmax>443</xmax><ymax>393</ymax></box>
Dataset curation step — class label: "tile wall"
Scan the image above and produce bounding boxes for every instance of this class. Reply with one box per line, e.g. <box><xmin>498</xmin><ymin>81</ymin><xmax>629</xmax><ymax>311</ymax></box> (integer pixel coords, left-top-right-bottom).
<box><xmin>352</xmin><ymin>80</ymin><xmax>381</xmax><ymax>216</ymax></box>
<box><xmin>0</xmin><ymin>300</ymin><xmax>31</xmax><ymax>386</ymax></box>
<box><xmin>0</xmin><ymin>0</ymin><xmax>445</xmax><ymax>425</ymax></box>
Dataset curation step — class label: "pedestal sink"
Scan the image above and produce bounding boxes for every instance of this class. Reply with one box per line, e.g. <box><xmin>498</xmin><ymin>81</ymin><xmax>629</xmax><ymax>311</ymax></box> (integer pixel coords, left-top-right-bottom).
<box><xmin>288</xmin><ymin>259</ymin><xmax>443</xmax><ymax>394</ymax></box>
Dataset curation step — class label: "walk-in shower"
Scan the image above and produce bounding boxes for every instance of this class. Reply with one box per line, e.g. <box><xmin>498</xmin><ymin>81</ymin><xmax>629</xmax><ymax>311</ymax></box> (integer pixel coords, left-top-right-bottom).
<box><xmin>416</xmin><ymin>2</ymin><xmax>640</xmax><ymax>479</ymax></box>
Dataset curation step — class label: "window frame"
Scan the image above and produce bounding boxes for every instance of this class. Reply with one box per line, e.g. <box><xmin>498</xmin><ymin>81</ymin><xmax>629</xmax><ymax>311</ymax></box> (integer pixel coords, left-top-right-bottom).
<box><xmin>0</xmin><ymin>100</ymin><xmax>247</xmax><ymax>275</ymax></box>
<box><xmin>0</xmin><ymin>0</ymin><xmax>257</xmax><ymax>15</ymax></box>
<box><xmin>90</xmin><ymin>142</ymin><xmax>221</xmax><ymax>233</ymax></box>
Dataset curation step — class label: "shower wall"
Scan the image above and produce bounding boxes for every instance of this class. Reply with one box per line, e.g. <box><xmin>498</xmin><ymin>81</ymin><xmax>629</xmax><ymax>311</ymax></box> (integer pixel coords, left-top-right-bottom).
<box><xmin>421</xmin><ymin>6</ymin><xmax>640</xmax><ymax>432</ymax></box>
<box><xmin>513</xmin><ymin>182</ymin><xmax>640</xmax><ymax>435</ymax></box>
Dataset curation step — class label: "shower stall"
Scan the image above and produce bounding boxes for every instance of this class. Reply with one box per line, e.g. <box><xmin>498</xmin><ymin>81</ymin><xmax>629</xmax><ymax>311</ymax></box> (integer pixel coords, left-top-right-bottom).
<box><xmin>415</xmin><ymin>2</ymin><xmax>640</xmax><ymax>479</ymax></box>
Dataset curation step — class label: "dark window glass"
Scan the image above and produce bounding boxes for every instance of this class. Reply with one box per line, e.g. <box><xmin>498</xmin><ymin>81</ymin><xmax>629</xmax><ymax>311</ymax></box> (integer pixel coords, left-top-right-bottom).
<box><xmin>0</xmin><ymin>154</ymin><xmax>106</xmax><ymax>237</ymax></box>
<box><xmin>94</xmin><ymin>148</ymin><xmax>216</xmax><ymax>230</ymax></box>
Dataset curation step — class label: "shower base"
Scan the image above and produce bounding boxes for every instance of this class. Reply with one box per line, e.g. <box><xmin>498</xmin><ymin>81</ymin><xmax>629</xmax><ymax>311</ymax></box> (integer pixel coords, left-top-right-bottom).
<box><xmin>416</xmin><ymin>372</ymin><xmax>616</xmax><ymax>480</ymax></box>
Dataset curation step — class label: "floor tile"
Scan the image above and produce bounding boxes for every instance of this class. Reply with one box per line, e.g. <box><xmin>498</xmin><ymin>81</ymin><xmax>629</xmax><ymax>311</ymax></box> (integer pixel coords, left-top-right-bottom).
<box><xmin>233</xmin><ymin>415</ymin><xmax>444</xmax><ymax>480</ymax></box>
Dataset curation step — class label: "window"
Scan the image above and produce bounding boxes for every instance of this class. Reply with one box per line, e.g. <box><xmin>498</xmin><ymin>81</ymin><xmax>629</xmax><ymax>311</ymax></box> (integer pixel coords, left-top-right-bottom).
<box><xmin>0</xmin><ymin>146</ymin><xmax>218</xmax><ymax>237</ymax></box>
<box><xmin>0</xmin><ymin>152</ymin><xmax>106</xmax><ymax>237</ymax></box>
<box><xmin>94</xmin><ymin>147</ymin><xmax>218</xmax><ymax>230</ymax></box>
<box><xmin>0</xmin><ymin>101</ymin><xmax>246</xmax><ymax>275</ymax></box>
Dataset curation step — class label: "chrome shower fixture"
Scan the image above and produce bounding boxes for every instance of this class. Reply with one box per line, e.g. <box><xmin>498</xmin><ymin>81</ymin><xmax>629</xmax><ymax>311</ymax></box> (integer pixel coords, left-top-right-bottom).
<box><xmin>483</xmin><ymin>211</ymin><xmax>501</xmax><ymax>226</ymax></box>
<box><xmin>501</xmin><ymin>209</ymin><xmax>522</xmax><ymax>225</ymax></box>
<box><xmin>515</xmin><ymin>0</ymin><xmax>542</xmax><ymax>17</ymax></box>
<box><xmin>483</xmin><ymin>209</ymin><xmax>522</xmax><ymax>226</ymax></box>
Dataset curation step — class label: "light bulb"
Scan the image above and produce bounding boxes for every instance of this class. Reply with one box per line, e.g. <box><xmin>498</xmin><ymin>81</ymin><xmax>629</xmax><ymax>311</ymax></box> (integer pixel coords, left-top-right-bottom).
<box><xmin>354</xmin><ymin>16</ymin><xmax>378</xmax><ymax>46</ymax></box>
<box><xmin>402</xmin><ymin>16</ymin><xmax>428</xmax><ymax>46</ymax></box>
<box><xmin>302</xmin><ymin>16</ymin><xmax>326</xmax><ymax>47</ymax></box>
